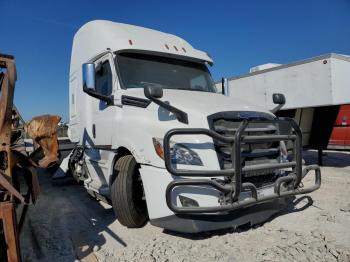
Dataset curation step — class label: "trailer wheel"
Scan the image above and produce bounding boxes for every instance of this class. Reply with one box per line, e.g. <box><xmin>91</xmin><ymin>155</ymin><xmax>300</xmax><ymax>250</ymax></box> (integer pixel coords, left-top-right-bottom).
<box><xmin>111</xmin><ymin>155</ymin><xmax>148</xmax><ymax>228</ymax></box>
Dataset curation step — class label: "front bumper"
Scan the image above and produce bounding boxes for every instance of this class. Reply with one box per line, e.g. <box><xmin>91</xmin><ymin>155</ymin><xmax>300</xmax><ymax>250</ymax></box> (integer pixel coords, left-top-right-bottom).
<box><xmin>151</xmin><ymin>197</ymin><xmax>289</xmax><ymax>233</ymax></box>
<box><xmin>163</xmin><ymin>117</ymin><xmax>321</xmax><ymax>214</ymax></box>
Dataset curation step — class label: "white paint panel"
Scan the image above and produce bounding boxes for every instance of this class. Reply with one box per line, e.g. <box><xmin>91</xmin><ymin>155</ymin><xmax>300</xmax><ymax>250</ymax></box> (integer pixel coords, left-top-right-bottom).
<box><xmin>331</xmin><ymin>58</ymin><xmax>350</xmax><ymax>105</ymax></box>
<box><xmin>229</xmin><ymin>59</ymin><xmax>332</xmax><ymax>110</ymax></box>
<box><xmin>219</xmin><ymin>54</ymin><xmax>350</xmax><ymax>110</ymax></box>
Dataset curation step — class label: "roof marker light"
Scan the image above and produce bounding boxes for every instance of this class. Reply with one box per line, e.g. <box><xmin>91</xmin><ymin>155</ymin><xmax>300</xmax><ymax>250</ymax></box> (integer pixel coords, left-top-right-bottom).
<box><xmin>174</xmin><ymin>46</ymin><xmax>178</xmax><ymax>51</ymax></box>
<box><xmin>129</xmin><ymin>40</ymin><xmax>133</xmax><ymax>45</ymax></box>
<box><xmin>182</xmin><ymin>47</ymin><xmax>186</xmax><ymax>53</ymax></box>
<box><xmin>165</xmin><ymin>44</ymin><xmax>169</xmax><ymax>49</ymax></box>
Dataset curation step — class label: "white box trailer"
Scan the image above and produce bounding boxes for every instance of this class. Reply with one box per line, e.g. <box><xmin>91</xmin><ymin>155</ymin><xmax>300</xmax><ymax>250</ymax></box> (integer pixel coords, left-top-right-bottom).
<box><xmin>216</xmin><ymin>53</ymin><xmax>350</xmax><ymax>163</ymax></box>
<box><xmin>217</xmin><ymin>53</ymin><xmax>350</xmax><ymax>110</ymax></box>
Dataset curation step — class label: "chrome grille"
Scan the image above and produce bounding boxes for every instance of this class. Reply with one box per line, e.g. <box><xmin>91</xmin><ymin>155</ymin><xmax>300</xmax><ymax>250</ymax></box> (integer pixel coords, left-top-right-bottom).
<box><xmin>210</xmin><ymin>116</ymin><xmax>281</xmax><ymax>176</ymax></box>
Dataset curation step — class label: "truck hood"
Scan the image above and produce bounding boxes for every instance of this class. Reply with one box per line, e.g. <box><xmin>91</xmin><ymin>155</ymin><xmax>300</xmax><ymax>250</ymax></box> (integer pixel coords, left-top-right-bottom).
<box><xmin>122</xmin><ymin>88</ymin><xmax>273</xmax><ymax>118</ymax></box>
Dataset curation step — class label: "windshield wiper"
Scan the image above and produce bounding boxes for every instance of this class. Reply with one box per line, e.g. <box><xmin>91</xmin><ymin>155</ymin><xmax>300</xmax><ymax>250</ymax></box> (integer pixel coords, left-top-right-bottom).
<box><xmin>144</xmin><ymin>86</ymin><xmax>189</xmax><ymax>124</ymax></box>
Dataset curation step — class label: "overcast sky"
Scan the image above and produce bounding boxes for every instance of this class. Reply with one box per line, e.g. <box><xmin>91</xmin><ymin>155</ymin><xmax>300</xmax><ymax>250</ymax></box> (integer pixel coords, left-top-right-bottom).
<box><xmin>1</xmin><ymin>0</ymin><xmax>349</xmax><ymax>121</ymax></box>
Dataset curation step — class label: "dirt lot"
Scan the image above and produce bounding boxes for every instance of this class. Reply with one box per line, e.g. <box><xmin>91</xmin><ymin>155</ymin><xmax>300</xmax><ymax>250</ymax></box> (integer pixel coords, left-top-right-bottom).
<box><xmin>20</xmin><ymin>150</ymin><xmax>350</xmax><ymax>262</ymax></box>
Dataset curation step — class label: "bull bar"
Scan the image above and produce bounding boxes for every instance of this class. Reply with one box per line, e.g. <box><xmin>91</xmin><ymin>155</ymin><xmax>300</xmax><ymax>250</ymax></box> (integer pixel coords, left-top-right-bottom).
<box><xmin>163</xmin><ymin>117</ymin><xmax>321</xmax><ymax>214</ymax></box>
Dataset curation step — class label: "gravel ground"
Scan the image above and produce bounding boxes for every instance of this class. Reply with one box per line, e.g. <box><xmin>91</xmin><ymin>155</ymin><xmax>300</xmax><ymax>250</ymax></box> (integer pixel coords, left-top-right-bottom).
<box><xmin>20</xmin><ymin>150</ymin><xmax>350</xmax><ymax>262</ymax></box>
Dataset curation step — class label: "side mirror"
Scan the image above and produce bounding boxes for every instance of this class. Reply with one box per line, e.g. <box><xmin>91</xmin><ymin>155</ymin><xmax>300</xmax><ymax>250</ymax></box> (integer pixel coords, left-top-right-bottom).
<box><xmin>270</xmin><ymin>93</ymin><xmax>286</xmax><ymax>114</ymax></box>
<box><xmin>272</xmin><ymin>93</ymin><xmax>286</xmax><ymax>105</ymax></box>
<box><xmin>143</xmin><ymin>85</ymin><xmax>188</xmax><ymax>124</ymax></box>
<box><xmin>82</xmin><ymin>63</ymin><xmax>96</xmax><ymax>91</ymax></box>
<box><xmin>144</xmin><ymin>85</ymin><xmax>163</xmax><ymax>99</ymax></box>
<box><xmin>82</xmin><ymin>63</ymin><xmax>114</xmax><ymax>105</ymax></box>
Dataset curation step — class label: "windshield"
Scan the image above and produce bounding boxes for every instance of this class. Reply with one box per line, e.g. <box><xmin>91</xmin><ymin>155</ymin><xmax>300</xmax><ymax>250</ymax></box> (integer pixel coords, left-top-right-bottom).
<box><xmin>116</xmin><ymin>52</ymin><xmax>217</xmax><ymax>93</ymax></box>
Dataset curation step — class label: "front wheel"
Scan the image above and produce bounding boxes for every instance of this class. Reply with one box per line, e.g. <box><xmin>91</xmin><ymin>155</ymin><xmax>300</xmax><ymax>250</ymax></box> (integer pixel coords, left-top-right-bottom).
<box><xmin>111</xmin><ymin>155</ymin><xmax>148</xmax><ymax>228</ymax></box>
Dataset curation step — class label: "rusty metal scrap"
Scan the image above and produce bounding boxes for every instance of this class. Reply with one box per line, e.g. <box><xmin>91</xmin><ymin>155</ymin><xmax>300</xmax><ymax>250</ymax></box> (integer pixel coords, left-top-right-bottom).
<box><xmin>0</xmin><ymin>172</ymin><xmax>25</xmax><ymax>203</ymax></box>
<box><xmin>0</xmin><ymin>53</ymin><xmax>62</xmax><ymax>262</ymax></box>
<box><xmin>0</xmin><ymin>53</ymin><xmax>17</xmax><ymax>179</ymax></box>
<box><xmin>0</xmin><ymin>202</ymin><xmax>21</xmax><ymax>262</ymax></box>
<box><xmin>25</xmin><ymin>114</ymin><xmax>61</xmax><ymax>168</ymax></box>
<box><xmin>0</xmin><ymin>53</ymin><xmax>22</xmax><ymax>262</ymax></box>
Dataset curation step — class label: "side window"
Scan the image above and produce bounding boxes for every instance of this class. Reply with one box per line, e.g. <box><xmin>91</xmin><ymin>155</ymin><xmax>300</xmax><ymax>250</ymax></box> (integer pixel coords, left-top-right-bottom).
<box><xmin>95</xmin><ymin>60</ymin><xmax>113</xmax><ymax>96</ymax></box>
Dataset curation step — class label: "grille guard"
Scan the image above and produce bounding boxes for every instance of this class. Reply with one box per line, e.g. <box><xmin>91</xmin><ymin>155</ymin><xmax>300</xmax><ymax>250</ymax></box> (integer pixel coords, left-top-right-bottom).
<box><xmin>163</xmin><ymin>117</ymin><xmax>321</xmax><ymax>214</ymax></box>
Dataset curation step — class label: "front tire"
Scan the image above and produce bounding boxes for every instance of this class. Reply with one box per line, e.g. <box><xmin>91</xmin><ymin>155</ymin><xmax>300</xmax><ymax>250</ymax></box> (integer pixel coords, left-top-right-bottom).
<box><xmin>111</xmin><ymin>155</ymin><xmax>148</xmax><ymax>228</ymax></box>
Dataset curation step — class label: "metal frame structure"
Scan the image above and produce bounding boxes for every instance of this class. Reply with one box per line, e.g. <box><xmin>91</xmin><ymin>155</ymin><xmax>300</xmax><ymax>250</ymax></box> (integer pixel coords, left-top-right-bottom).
<box><xmin>0</xmin><ymin>53</ymin><xmax>22</xmax><ymax>262</ymax></box>
<box><xmin>0</xmin><ymin>52</ymin><xmax>61</xmax><ymax>262</ymax></box>
<box><xmin>0</xmin><ymin>202</ymin><xmax>21</xmax><ymax>261</ymax></box>
<box><xmin>164</xmin><ymin>117</ymin><xmax>321</xmax><ymax>214</ymax></box>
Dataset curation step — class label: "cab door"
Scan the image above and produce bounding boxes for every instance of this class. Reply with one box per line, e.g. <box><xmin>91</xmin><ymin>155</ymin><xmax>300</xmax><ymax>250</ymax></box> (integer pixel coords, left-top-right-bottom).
<box><xmin>83</xmin><ymin>53</ymin><xmax>118</xmax><ymax>191</ymax></box>
<box><xmin>90</xmin><ymin>53</ymin><xmax>118</xmax><ymax>148</ymax></box>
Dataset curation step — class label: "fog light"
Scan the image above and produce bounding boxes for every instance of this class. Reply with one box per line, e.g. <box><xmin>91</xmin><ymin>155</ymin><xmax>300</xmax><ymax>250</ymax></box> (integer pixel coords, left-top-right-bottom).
<box><xmin>179</xmin><ymin>195</ymin><xmax>199</xmax><ymax>207</ymax></box>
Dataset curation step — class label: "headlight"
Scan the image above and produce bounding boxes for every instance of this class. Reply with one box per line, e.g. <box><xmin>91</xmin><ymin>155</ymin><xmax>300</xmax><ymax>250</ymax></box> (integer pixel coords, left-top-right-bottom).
<box><xmin>152</xmin><ymin>138</ymin><xmax>203</xmax><ymax>166</ymax></box>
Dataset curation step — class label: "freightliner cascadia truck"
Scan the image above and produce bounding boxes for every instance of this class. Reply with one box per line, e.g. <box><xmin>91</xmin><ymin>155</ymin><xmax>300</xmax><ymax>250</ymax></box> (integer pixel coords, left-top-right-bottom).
<box><xmin>64</xmin><ymin>20</ymin><xmax>321</xmax><ymax>233</ymax></box>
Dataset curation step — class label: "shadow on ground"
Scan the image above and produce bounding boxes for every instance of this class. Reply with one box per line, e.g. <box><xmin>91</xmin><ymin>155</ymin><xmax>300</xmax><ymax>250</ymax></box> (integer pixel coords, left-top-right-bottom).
<box><xmin>163</xmin><ymin>195</ymin><xmax>314</xmax><ymax>240</ymax></box>
<box><xmin>303</xmin><ymin>150</ymin><xmax>350</xmax><ymax>167</ymax></box>
<box><xmin>20</xmin><ymin>169</ymin><xmax>125</xmax><ymax>262</ymax></box>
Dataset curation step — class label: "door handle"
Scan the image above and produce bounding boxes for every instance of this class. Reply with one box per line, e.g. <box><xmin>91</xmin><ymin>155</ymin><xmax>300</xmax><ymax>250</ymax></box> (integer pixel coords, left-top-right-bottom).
<box><xmin>92</xmin><ymin>124</ymin><xmax>96</xmax><ymax>138</ymax></box>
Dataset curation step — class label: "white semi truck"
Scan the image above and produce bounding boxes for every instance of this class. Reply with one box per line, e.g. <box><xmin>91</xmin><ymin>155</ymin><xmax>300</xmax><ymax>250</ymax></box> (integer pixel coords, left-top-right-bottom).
<box><xmin>65</xmin><ymin>20</ymin><xmax>321</xmax><ymax>233</ymax></box>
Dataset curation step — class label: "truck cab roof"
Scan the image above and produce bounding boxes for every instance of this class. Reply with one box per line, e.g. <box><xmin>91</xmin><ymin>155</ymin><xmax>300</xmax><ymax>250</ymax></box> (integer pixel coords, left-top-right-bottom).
<box><xmin>70</xmin><ymin>20</ymin><xmax>213</xmax><ymax>72</ymax></box>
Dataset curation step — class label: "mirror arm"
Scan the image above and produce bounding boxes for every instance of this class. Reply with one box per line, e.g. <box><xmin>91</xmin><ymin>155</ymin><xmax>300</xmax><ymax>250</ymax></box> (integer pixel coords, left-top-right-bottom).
<box><xmin>83</xmin><ymin>86</ymin><xmax>114</xmax><ymax>105</ymax></box>
<box><xmin>270</xmin><ymin>104</ymin><xmax>284</xmax><ymax>114</ymax></box>
<box><xmin>147</xmin><ymin>96</ymin><xmax>188</xmax><ymax>124</ymax></box>
<box><xmin>106</xmin><ymin>95</ymin><xmax>114</xmax><ymax>106</ymax></box>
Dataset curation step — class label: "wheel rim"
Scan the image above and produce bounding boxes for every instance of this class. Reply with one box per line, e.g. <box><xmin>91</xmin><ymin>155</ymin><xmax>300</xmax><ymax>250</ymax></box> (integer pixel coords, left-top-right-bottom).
<box><xmin>132</xmin><ymin>169</ymin><xmax>147</xmax><ymax>215</ymax></box>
